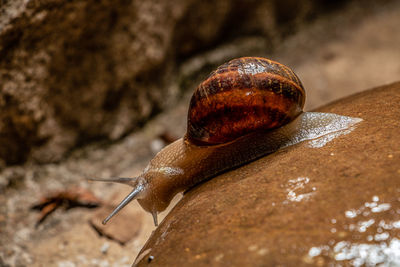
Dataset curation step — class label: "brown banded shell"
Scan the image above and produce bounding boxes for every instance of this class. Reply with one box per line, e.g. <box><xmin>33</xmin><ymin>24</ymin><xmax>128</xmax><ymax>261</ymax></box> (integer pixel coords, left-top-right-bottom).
<box><xmin>187</xmin><ymin>57</ymin><xmax>306</xmax><ymax>145</ymax></box>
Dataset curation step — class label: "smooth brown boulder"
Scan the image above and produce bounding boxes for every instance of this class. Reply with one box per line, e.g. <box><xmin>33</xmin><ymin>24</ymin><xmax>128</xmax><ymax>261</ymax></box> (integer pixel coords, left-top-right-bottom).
<box><xmin>134</xmin><ymin>82</ymin><xmax>400</xmax><ymax>266</ymax></box>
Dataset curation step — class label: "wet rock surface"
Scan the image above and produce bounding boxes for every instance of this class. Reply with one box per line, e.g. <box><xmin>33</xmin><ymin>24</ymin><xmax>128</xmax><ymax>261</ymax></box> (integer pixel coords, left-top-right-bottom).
<box><xmin>135</xmin><ymin>83</ymin><xmax>400</xmax><ymax>266</ymax></box>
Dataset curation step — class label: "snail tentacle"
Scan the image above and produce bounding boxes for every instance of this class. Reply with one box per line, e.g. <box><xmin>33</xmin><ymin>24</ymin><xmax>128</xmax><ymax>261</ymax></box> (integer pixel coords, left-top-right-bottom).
<box><xmin>88</xmin><ymin>177</ymin><xmax>138</xmax><ymax>186</ymax></box>
<box><xmin>101</xmin><ymin>179</ymin><xmax>146</xmax><ymax>225</ymax></box>
<box><xmin>88</xmin><ymin>176</ymin><xmax>146</xmax><ymax>224</ymax></box>
<box><xmin>152</xmin><ymin>211</ymin><xmax>158</xmax><ymax>227</ymax></box>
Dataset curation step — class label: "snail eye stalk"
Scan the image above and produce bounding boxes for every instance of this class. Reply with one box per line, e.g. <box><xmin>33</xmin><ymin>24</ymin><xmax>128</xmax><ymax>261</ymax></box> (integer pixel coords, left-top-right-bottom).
<box><xmin>88</xmin><ymin>177</ymin><xmax>145</xmax><ymax>224</ymax></box>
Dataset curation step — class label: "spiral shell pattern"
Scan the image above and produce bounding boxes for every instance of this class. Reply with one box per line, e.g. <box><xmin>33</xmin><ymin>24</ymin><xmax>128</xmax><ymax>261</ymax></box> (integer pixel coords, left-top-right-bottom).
<box><xmin>187</xmin><ymin>57</ymin><xmax>305</xmax><ymax>145</ymax></box>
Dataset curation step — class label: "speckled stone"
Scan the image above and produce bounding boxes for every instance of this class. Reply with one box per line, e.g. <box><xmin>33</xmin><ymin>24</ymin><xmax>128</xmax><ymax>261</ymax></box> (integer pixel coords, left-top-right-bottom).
<box><xmin>134</xmin><ymin>82</ymin><xmax>400</xmax><ymax>266</ymax></box>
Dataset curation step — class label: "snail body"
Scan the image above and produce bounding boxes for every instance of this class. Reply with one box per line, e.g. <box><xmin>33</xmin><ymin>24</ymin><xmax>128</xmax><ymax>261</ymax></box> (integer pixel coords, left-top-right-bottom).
<box><xmin>91</xmin><ymin>57</ymin><xmax>361</xmax><ymax>226</ymax></box>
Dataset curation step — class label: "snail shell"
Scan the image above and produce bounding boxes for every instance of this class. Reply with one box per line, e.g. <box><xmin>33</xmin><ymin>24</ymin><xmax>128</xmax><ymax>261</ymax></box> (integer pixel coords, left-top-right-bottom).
<box><xmin>90</xmin><ymin>57</ymin><xmax>362</xmax><ymax>226</ymax></box>
<box><xmin>187</xmin><ymin>57</ymin><xmax>305</xmax><ymax>145</ymax></box>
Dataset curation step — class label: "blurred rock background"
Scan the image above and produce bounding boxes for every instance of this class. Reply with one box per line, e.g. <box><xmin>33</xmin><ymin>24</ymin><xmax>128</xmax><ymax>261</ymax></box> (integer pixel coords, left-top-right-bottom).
<box><xmin>0</xmin><ymin>0</ymin><xmax>399</xmax><ymax>266</ymax></box>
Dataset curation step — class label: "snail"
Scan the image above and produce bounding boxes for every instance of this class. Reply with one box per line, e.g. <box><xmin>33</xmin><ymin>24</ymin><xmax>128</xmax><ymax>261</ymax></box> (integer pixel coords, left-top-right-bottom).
<box><xmin>90</xmin><ymin>57</ymin><xmax>362</xmax><ymax>226</ymax></box>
